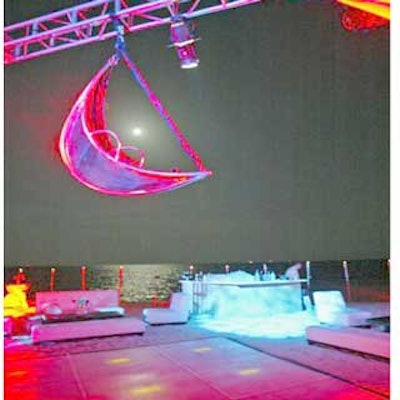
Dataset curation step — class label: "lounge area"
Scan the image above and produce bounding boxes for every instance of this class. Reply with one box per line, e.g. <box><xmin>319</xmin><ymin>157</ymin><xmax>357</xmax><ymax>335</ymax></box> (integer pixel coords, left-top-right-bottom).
<box><xmin>5</xmin><ymin>284</ymin><xmax>390</xmax><ymax>357</ymax></box>
<box><xmin>26</xmin><ymin>289</ymin><xmax>146</xmax><ymax>343</ymax></box>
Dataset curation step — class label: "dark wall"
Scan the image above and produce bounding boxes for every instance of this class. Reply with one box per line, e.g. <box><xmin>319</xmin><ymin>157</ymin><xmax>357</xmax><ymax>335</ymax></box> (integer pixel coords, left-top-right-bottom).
<box><xmin>4</xmin><ymin>1</ymin><xmax>389</xmax><ymax>265</ymax></box>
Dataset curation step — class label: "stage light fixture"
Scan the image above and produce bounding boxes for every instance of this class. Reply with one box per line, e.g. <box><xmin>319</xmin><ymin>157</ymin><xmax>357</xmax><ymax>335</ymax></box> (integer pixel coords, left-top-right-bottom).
<box><xmin>169</xmin><ymin>17</ymin><xmax>199</xmax><ymax>69</ymax></box>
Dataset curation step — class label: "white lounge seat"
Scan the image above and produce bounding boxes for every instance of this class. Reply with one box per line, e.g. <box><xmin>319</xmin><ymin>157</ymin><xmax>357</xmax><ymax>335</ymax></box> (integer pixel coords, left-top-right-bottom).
<box><xmin>30</xmin><ymin>289</ymin><xmax>142</xmax><ymax>343</ymax></box>
<box><xmin>143</xmin><ymin>292</ymin><xmax>190</xmax><ymax>325</ymax></box>
<box><xmin>306</xmin><ymin>325</ymin><xmax>390</xmax><ymax>359</ymax></box>
<box><xmin>35</xmin><ymin>290</ymin><xmax>125</xmax><ymax>316</ymax></box>
<box><xmin>313</xmin><ymin>290</ymin><xmax>371</xmax><ymax>326</ymax></box>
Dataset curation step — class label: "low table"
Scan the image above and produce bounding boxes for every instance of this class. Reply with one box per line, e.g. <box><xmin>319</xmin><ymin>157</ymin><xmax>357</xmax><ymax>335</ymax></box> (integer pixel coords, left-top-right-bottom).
<box><xmin>42</xmin><ymin>311</ymin><xmax>122</xmax><ymax>324</ymax></box>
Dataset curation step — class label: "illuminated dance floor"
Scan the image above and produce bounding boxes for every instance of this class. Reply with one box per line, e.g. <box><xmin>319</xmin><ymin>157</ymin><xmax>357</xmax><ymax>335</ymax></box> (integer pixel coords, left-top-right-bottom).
<box><xmin>4</xmin><ymin>303</ymin><xmax>389</xmax><ymax>400</ymax></box>
<box><xmin>5</xmin><ymin>336</ymin><xmax>389</xmax><ymax>400</ymax></box>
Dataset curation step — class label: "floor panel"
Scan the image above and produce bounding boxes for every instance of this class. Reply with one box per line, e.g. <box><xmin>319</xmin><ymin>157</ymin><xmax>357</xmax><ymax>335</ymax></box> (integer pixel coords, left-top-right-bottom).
<box><xmin>5</xmin><ymin>336</ymin><xmax>389</xmax><ymax>400</ymax></box>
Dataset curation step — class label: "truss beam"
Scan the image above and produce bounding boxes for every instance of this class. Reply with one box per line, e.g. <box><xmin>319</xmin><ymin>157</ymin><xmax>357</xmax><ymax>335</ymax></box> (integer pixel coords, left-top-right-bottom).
<box><xmin>4</xmin><ymin>0</ymin><xmax>261</xmax><ymax>65</ymax></box>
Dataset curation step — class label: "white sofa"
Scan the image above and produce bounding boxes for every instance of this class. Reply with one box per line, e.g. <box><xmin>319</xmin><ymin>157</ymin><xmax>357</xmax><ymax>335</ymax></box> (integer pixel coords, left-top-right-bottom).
<box><xmin>31</xmin><ymin>289</ymin><xmax>145</xmax><ymax>343</ymax></box>
<box><xmin>143</xmin><ymin>292</ymin><xmax>190</xmax><ymax>325</ymax></box>
<box><xmin>35</xmin><ymin>289</ymin><xmax>125</xmax><ymax>316</ymax></box>
<box><xmin>312</xmin><ymin>290</ymin><xmax>371</xmax><ymax>326</ymax></box>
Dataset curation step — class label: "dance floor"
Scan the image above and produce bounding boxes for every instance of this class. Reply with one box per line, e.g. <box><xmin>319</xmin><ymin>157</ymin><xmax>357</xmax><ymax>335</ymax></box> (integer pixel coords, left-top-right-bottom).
<box><xmin>4</xmin><ymin>303</ymin><xmax>390</xmax><ymax>400</ymax></box>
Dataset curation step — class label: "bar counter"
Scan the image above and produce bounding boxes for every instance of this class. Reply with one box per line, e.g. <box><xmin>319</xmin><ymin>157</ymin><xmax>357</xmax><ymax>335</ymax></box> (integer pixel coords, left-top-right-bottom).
<box><xmin>180</xmin><ymin>278</ymin><xmax>307</xmax><ymax>318</ymax></box>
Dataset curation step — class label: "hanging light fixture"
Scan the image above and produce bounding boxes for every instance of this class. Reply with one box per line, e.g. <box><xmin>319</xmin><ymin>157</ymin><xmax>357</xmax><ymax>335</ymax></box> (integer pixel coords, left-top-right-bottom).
<box><xmin>169</xmin><ymin>16</ymin><xmax>199</xmax><ymax>69</ymax></box>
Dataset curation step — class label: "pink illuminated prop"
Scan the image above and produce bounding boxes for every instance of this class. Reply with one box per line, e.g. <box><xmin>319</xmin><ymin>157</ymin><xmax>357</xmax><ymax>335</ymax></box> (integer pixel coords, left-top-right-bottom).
<box><xmin>59</xmin><ymin>49</ymin><xmax>212</xmax><ymax>196</ymax></box>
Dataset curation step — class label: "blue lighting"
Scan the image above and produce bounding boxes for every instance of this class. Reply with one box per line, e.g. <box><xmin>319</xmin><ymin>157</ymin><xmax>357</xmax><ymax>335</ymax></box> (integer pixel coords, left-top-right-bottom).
<box><xmin>194</xmin><ymin>311</ymin><xmax>318</xmax><ymax>339</ymax></box>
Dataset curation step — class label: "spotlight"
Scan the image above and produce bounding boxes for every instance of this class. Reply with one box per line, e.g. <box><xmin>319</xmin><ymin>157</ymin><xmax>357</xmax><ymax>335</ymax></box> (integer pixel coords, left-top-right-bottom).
<box><xmin>169</xmin><ymin>17</ymin><xmax>199</xmax><ymax>69</ymax></box>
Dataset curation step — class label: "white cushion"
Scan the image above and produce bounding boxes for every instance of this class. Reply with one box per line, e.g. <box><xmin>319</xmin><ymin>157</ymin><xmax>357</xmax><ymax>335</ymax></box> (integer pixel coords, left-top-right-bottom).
<box><xmin>143</xmin><ymin>309</ymin><xmax>188</xmax><ymax>325</ymax></box>
<box><xmin>94</xmin><ymin>306</ymin><xmax>125</xmax><ymax>316</ymax></box>
<box><xmin>42</xmin><ymin>303</ymin><xmax>63</xmax><ymax>316</ymax></box>
<box><xmin>143</xmin><ymin>292</ymin><xmax>190</xmax><ymax>325</ymax></box>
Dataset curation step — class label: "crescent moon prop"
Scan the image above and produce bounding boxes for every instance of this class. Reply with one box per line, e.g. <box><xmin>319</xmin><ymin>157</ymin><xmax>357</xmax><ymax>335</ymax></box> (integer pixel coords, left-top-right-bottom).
<box><xmin>59</xmin><ymin>50</ymin><xmax>212</xmax><ymax>196</ymax></box>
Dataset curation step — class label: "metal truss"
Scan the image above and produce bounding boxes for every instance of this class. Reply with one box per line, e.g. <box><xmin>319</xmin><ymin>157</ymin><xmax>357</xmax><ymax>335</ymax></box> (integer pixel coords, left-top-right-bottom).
<box><xmin>4</xmin><ymin>0</ymin><xmax>261</xmax><ymax>65</ymax></box>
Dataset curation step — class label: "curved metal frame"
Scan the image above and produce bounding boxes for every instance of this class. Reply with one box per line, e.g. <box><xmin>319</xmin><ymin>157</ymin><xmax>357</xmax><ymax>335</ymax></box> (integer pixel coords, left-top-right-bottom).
<box><xmin>59</xmin><ymin>53</ymin><xmax>212</xmax><ymax>196</ymax></box>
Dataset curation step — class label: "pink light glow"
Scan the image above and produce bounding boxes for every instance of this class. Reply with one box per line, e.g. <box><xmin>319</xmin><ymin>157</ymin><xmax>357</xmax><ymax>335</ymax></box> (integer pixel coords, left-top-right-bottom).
<box><xmin>59</xmin><ymin>53</ymin><xmax>212</xmax><ymax>196</ymax></box>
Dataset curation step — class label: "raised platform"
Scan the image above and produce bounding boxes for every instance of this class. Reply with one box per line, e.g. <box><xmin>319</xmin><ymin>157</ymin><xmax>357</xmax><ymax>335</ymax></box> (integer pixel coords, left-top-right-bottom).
<box><xmin>31</xmin><ymin>316</ymin><xmax>146</xmax><ymax>343</ymax></box>
<box><xmin>306</xmin><ymin>325</ymin><xmax>390</xmax><ymax>359</ymax></box>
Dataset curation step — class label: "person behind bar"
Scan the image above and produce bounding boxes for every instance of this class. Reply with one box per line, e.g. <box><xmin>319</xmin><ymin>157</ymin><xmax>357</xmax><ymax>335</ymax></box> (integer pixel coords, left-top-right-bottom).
<box><xmin>284</xmin><ymin>263</ymin><xmax>302</xmax><ymax>280</ymax></box>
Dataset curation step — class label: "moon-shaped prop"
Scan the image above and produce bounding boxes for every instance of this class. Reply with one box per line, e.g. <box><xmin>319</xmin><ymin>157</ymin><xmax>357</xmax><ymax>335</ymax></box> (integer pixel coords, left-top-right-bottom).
<box><xmin>59</xmin><ymin>51</ymin><xmax>212</xmax><ymax>196</ymax></box>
